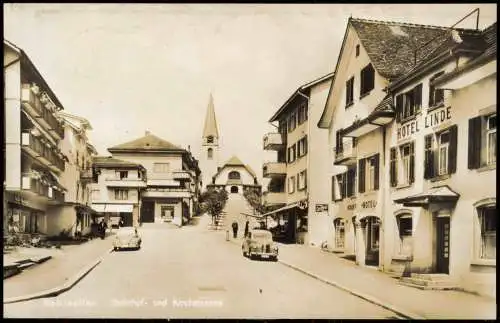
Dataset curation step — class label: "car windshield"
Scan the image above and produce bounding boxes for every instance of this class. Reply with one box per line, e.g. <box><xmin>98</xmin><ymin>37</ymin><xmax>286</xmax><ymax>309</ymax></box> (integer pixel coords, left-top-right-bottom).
<box><xmin>252</xmin><ymin>231</ymin><xmax>272</xmax><ymax>240</ymax></box>
<box><xmin>117</xmin><ymin>228</ymin><xmax>137</xmax><ymax>236</ymax></box>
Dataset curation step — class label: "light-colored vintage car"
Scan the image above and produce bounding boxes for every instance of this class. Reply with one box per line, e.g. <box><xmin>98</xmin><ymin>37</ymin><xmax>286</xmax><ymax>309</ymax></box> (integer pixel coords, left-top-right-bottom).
<box><xmin>242</xmin><ymin>229</ymin><xmax>278</xmax><ymax>261</ymax></box>
<box><xmin>113</xmin><ymin>227</ymin><xmax>142</xmax><ymax>251</ymax></box>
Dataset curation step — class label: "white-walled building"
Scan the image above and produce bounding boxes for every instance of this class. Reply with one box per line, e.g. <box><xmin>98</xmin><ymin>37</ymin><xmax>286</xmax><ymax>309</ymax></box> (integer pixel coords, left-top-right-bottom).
<box><xmin>4</xmin><ymin>40</ymin><xmax>67</xmax><ymax>236</ymax></box>
<box><xmin>106</xmin><ymin>132</ymin><xmax>201</xmax><ymax>226</ymax></box>
<box><xmin>262</xmin><ymin>72</ymin><xmax>333</xmax><ymax>244</ymax></box>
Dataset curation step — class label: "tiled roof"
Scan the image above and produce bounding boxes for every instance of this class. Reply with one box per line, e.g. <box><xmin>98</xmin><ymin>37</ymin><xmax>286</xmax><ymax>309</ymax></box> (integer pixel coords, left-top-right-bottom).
<box><xmin>373</xmin><ymin>95</ymin><xmax>394</xmax><ymax>113</ymax></box>
<box><xmin>108</xmin><ymin>132</ymin><xmax>184</xmax><ymax>152</ymax></box>
<box><xmin>350</xmin><ymin>18</ymin><xmax>480</xmax><ymax>79</ymax></box>
<box><xmin>476</xmin><ymin>22</ymin><xmax>497</xmax><ymax>59</ymax></box>
<box><xmin>92</xmin><ymin>156</ymin><xmax>143</xmax><ymax>168</ymax></box>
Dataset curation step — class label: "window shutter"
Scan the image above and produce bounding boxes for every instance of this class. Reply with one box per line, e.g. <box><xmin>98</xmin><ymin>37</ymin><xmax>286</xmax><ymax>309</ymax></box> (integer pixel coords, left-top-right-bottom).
<box><xmin>396</xmin><ymin>94</ymin><xmax>403</xmax><ymax>122</ymax></box>
<box><xmin>374</xmin><ymin>153</ymin><xmax>380</xmax><ymax>190</ymax></box>
<box><xmin>331</xmin><ymin>176</ymin><xmax>336</xmax><ymax>201</ymax></box>
<box><xmin>304</xmin><ymin>136</ymin><xmax>308</xmax><ymax>155</ymax></box>
<box><xmin>358</xmin><ymin>158</ymin><xmax>366</xmax><ymax>193</ymax></box>
<box><xmin>409</xmin><ymin>142</ymin><xmax>415</xmax><ymax>183</ymax></box>
<box><xmin>468</xmin><ymin>117</ymin><xmax>482</xmax><ymax>169</ymax></box>
<box><xmin>390</xmin><ymin>147</ymin><xmax>397</xmax><ymax>187</ymax></box>
<box><xmin>297</xmin><ymin>173</ymin><xmax>300</xmax><ymax>190</ymax></box>
<box><xmin>414</xmin><ymin>83</ymin><xmax>422</xmax><ymax>113</ymax></box>
<box><xmin>336</xmin><ymin>130</ymin><xmax>343</xmax><ymax>152</ymax></box>
<box><xmin>424</xmin><ymin>134</ymin><xmax>434</xmax><ymax>179</ymax></box>
<box><xmin>448</xmin><ymin>125</ymin><xmax>458</xmax><ymax>174</ymax></box>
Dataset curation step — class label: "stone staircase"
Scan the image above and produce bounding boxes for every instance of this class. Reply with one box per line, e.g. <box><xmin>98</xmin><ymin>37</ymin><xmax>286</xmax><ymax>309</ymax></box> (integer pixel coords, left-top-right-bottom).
<box><xmin>399</xmin><ymin>273</ymin><xmax>461</xmax><ymax>291</ymax></box>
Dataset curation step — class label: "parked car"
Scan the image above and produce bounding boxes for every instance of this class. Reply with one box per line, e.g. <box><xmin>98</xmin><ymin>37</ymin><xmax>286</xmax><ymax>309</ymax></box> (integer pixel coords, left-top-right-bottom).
<box><xmin>113</xmin><ymin>227</ymin><xmax>142</xmax><ymax>251</ymax></box>
<box><xmin>242</xmin><ymin>229</ymin><xmax>278</xmax><ymax>261</ymax></box>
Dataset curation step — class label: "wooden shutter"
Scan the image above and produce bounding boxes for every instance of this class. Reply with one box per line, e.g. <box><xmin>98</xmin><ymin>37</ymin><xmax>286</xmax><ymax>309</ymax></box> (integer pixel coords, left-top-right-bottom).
<box><xmin>331</xmin><ymin>176</ymin><xmax>336</xmax><ymax>201</ymax></box>
<box><xmin>336</xmin><ymin>130</ymin><xmax>343</xmax><ymax>153</ymax></box>
<box><xmin>424</xmin><ymin>134</ymin><xmax>434</xmax><ymax>179</ymax></box>
<box><xmin>374</xmin><ymin>153</ymin><xmax>380</xmax><ymax>190</ymax></box>
<box><xmin>414</xmin><ymin>83</ymin><xmax>422</xmax><ymax>114</ymax></box>
<box><xmin>390</xmin><ymin>147</ymin><xmax>398</xmax><ymax>187</ymax></box>
<box><xmin>409</xmin><ymin>142</ymin><xmax>415</xmax><ymax>183</ymax></box>
<box><xmin>468</xmin><ymin>117</ymin><xmax>482</xmax><ymax>169</ymax></box>
<box><xmin>396</xmin><ymin>94</ymin><xmax>404</xmax><ymax>123</ymax></box>
<box><xmin>358</xmin><ymin>158</ymin><xmax>366</xmax><ymax>193</ymax></box>
<box><xmin>448</xmin><ymin>125</ymin><xmax>458</xmax><ymax>174</ymax></box>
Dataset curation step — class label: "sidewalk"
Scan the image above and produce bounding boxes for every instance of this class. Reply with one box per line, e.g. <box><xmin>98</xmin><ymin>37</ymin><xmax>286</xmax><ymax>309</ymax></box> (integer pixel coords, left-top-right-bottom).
<box><xmin>3</xmin><ymin>232</ymin><xmax>115</xmax><ymax>300</ymax></box>
<box><xmin>225</xmin><ymin>234</ymin><xmax>496</xmax><ymax>319</ymax></box>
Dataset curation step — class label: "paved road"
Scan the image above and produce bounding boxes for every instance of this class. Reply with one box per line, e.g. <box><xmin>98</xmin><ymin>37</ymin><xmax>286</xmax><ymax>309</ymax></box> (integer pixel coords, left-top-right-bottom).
<box><xmin>4</xmin><ymin>217</ymin><xmax>399</xmax><ymax>319</ymax></box>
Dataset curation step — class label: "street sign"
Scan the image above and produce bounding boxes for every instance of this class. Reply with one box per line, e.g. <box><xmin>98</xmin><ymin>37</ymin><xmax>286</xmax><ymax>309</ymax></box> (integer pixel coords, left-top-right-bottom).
<box><xmin>315</xmin><ymin>204</ymin><xmax>328</xmax><ymax>212</ymax></box>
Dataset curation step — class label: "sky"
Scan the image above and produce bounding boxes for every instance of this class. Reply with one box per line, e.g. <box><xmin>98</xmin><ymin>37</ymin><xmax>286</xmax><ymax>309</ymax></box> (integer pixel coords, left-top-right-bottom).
<box><xmin>4</xmin><ymin>3</ymin><xmax>497</xmax><ymax>185</ymax></box>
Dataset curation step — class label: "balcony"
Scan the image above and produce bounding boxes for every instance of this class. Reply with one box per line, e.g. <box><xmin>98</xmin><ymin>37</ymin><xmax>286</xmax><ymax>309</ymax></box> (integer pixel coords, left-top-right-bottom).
<box><xmin>21</xmin><ymin>176</ymin><xmax>64</xmax><ymax>203</ymax></box>
<box><xmin>48</xmin><ymin>187</ymin><xmax>65</xmax><ymax>204</ymax></box>
<box><xmin>263</xmin><ymin>162</ymin><xmax>287</xmax><ymax>178</ymax></box>
<box><xmin>80</xmin><ymin>169</ymin><xmax>94</xmax><ymax>183</ymax></box>
<box><xmin>105</xmin><ymin>177</ymin><xmax>147</xmax><ymax>188</ymax></box>
<box><xmin>21</xmin><ymin>84</ymin><xmax>65</xmax><ymax>140</ymax></box>
<box><xmin>22</xmin><ymin>132</ymin><xmax>66</xmax><ymax>172</ymax></box>
<box><xmin>263</xmin><ymin>133</ymin><xmax>285</xmax><ymax>150</ymax></box>
<box><xmin>262</xmin><ymin>191</ymin><xmax>287</xmax><ymax>206</ymax></box>
<box><xmin>334</xmin><ymin>143</ymin><xmax>358</xmax><ymax>166</ymax></box>
<box><xmin>142</xmin><ymin>187</ymin><xmax>192</xmax><ymax>199</ymax></box>
<box><xmin>172</xmin><ymin>170</ymin><xmax>193</xmax><ymax>181</ymax></box>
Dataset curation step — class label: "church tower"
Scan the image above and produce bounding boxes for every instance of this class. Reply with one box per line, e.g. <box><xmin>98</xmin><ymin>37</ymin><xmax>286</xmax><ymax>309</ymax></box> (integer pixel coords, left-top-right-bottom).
<box><xmin>200</xmin><ymin>93</ymin><xmax>220</xmax><ymax>191</ymax></box>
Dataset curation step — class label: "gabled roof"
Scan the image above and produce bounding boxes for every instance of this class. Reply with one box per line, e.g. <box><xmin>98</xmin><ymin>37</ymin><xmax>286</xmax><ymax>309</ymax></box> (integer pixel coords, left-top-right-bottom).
<box><xmin>213</xmin><ymin>155</ymin><xmax>258</xmax><ymax>180</ymax></box>
<box><xmin>318</xmin><ymin>17</ymin><xmax>480</xmax><ymax>128</ymax></box>
<box><xmin>92</xmin><ymin>156</ymin><xmax>144</xmax><ymax>169</ymax></box>
<box><xmin>58</xmin><ymin>111</ymin><xmax>93</xmax><ymax>131</ymax></box>
<box><xmin>4</xmin><ymin>39</ymin><xmax>65</xmax><ymax>110</ymax></box>
<box><xmin>203</xmin><ymin>93</ymin><xmax>219</xmax><ymax>138</ymax></box>
<box><xmin>269</xmin><ymin>72</ymin><xmax>334</xmax><ymax>123</ymax></box>
<box><xmin>107</xmin><ymin>132</ymin><xmax>185</xmax><ymax>153</ymax></box>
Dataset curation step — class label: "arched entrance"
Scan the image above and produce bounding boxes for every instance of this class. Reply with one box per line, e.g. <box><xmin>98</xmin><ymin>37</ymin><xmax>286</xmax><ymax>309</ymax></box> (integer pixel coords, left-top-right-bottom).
<box><xmin>230</xmin><ymin>186</ymin><xmax>239</xmax><ymax>193</ymax></box>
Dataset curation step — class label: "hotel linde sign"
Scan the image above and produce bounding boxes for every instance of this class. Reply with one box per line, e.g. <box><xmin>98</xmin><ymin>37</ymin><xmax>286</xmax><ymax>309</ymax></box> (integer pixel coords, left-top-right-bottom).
<box><xmin>397</xmin><ymin>106</ymin><xmax>452</xmax><ymax>140</ymax></box>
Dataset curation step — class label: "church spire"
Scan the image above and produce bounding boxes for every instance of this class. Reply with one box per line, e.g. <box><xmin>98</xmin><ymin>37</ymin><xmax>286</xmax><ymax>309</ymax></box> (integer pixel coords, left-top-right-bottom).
<box><xmin>203</xmin><ymin>93</ymin><xmax>219</xmax><ymax>139</ymax></box>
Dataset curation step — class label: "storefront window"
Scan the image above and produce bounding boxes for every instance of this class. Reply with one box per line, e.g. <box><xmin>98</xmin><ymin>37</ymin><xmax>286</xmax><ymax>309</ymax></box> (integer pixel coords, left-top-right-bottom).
<box><xmin>478</xmin><ymin>205</ymin><xmax>496</xmax><ymax>259</ymax></box>
<box><xmin>334</xmin><ymin>218</ymin><xmax>345</xmax><ymax>249</ymax></box>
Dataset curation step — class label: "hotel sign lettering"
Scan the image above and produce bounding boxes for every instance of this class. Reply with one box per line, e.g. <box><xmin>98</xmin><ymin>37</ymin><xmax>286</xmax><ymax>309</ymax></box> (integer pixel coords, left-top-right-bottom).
<box><xmin>397</xmin><ymin>106</ymin><xmax>452</xmax><ymax>141</ymax></box>
<box><xmin>360</xmin><ymin>200</ymin><xmax>377</xmax><ymax>209</ymax></box>
<box><xmin>315</xmin><ymin>204</ymin><xmax>328</xmax><ymax>212</ymax></box>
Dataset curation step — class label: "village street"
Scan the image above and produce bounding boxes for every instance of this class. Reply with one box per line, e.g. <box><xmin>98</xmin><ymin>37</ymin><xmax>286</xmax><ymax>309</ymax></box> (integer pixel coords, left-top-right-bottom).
<box><xmin>3</xmin><ymin>216</ymin><xmax>399</xmax><ymax>319</ymax></box>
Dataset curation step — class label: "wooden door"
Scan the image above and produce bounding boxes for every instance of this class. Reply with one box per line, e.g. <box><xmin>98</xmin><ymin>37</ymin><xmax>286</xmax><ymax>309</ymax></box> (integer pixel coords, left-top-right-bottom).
<box><xmin>436</xmin><ymin>217</ymin><xmax>450</xmax><ymax>274</ymax></box>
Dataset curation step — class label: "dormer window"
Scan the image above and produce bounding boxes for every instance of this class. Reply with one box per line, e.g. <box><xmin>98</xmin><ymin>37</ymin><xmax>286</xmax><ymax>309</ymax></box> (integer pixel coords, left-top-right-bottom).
<box><xmin>429</xmin><ymin>71</ymin><xmax>445</xmax><ymax>108</ymax></box>
<box><xmin>360</xmin><ymin>63</ymin><xmax>375</xmax><ymax>97</ymax></box>
<box><xmin>345</xmin><ymin>77</ymin><xmax>354</xmax><ymax>108</ymax></box>
<box><xmin>207</xmin><ymin>136</ymin><xmax>214</xmax><ymax>144</ymax></box>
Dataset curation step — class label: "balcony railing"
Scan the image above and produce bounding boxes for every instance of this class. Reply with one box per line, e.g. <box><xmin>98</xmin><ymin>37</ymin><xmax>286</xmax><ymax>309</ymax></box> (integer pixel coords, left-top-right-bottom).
<box><xmin>48</xmin><ymin>187</ymin><xmax>65</xmax><ymax>203</ymax></box>
<box><xmin>21</xmin><ymin>84</ymin><xmax>65</xmax><ymax>139</ymax></box>
<box><xmin>263</xmin><ymin>133</ymin><xmax>285</xmax><ymax>150</ymax></box>
<box><xmin>334</xmin><ymin>143</ymin><xmax>358</xmax><ymax>166</ymax></box>
<box><xmin>22</xmin><ymin>175</ymin><xmax>65</xmax><ymax>203</ymax></box>
<box><xmin>262</xmin><ymin>162</ymin><xmax>287</xmax><ymax>178</ymax></box>
<box><xmin>22</xmin><ymin>132</ymin><xmax>66</xmax><ymax>172</ymax></box>
<box><xmin>262</xmin><ymin>191</ymin><xmax>287</xmax><ymax>206</ymax></box>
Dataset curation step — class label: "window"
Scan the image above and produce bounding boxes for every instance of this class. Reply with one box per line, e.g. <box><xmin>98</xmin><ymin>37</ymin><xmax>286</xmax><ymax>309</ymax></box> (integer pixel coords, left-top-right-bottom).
<box><xmin>288</xmin><ymin>112</ymin><xmax>297</xmax><ymax>132</ymax></box>
<box><xmin>207</xmin><ymin>148</ymin><xmax>213</xmax><ymax>159</ymax></box>
<box><xmin>287</xmin><ymin>144</ymin><xmax>297</xmax><ymax>163</ymax></box>
<box><xmin>116</xmin><ymin>171</ymin><xmax>128</xmax><ymax>179</ymax></box>
<box><xmin>297</xmin><ymin>102</ymin><xmax>308</xmax><ymax>125</ymax></box>
<box><xmin>297</xmin><ymin>170</ymin><xmax>307</xmax><ymax>190</ymax></box>
<box><xmin>153</xmin><ymin>163</ymin><xmax>170</xmax><ymax>173</ymax></box>
<box><xmin>396</xmin><ymin>83</ymin><xmax>422</xmax><ymax>122</ymax></box>
<box><xmin>297</xmin><ymin>136</ymin><xmax>308</xmax><ymax>158</ymax></box>
<box><xmin>346</xmin><ymin>77</ymin><xmax>354</xmax><ymax>107</ymax></box>
<box><xmin>335</xmin><ymin>173</ymin><xmax>346</xmax><ymax>201</ymax></box>
<box><xmin>359</xmin><ymin>154</ymin><xmax>379</xmax><ymax>192</ymax></box>
<box><xmin>331</xmin><ymin>176</ymin><xmax>336</xmax><ymax>201</ymax></box>
<box><xmin>424</xmin><ymin>125</ymin><xmax>458</xmax><ymax>179</ymax></box>
<box><xmin>334</xmin><ymin>218</ymin><xmax>346</xmax><ymax>249</ymax></box>
<box><xmin>346</xmin><ymin>167</ymin><xmax>356</xmax><ymax>197</ymax></box>
<box><xmin>478</xmin><ymin>205</ymin><xmax>496</xmax><ymax>259</ymax></box>
<box><xmin>400</xmin><ymin>142</ymin><xmax>415</xmax><ymax>185</ymax></box>
<box><xmin>288</xmin><ymin>176</ymin><xmax>296</xmax><ymax>193</ymax></box>
<box><xmin>390</xmin><ymin>147</ymin><xmax>398</xmax><ymax>187</ymax></box>
<box><xmin>397</xmin><ymin>214</ymin><xmax>413</xmax><ymax>256</ymax></box>
<box><xmin>207</xmin><ymin>136</ymin><xmax>214</xmax><ymax>144</ymax></box>
<box><xmin>115</xmin><ymin>189</ymin><xmax>128</xmax><ymax>200</ymax></box>
<box><xmin>355</xmin><ymin>44</ymin><xmax>360</xmax><ymax>57</ymax></box>
<box><xmin>360</xmin><ymin>64</ymin><xmax>375</xmax><ymax>97</ymax></box>
<box><xmin>469</xmin><ymin>113</ymin><xmax>497</xmax><ymax>169</ymax></box>
<box><xmin>228</xmin><ymin>171</ymin><xmax>241</xmax><ymax>180</ymax></box>
<box><xmin>230</xmin><ymin>186</ymin><xmax>239</xmax><ymax>193</ymax></box>
<box><xmin>429</xmin><ymin>71</ymin><xmax>445</xmax><ymax>108</ymax></box>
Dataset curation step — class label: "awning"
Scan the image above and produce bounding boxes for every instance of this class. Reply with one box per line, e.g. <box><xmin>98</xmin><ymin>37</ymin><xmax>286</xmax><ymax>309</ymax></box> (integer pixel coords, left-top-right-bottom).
<box><xmin>258</xmin><ymin>202</ymin><xmax>299</xmax><ymax>218</ymax></box>
<box><xmin>91</xmin><ymin>204</ymin><xmax>134</xmax><ymax>213</ymax></box>
<box><xmin>394</xmin><ymin>185</ymin><xmax>460</xmax><ymax>207</ymax></box>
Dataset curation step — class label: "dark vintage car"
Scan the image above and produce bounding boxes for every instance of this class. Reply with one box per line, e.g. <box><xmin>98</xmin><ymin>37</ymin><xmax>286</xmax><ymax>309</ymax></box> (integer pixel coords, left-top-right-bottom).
<box><xmin>242</xmin><ymin>229</ymin><xmax>278</xmax><ymax>261</ymax></box>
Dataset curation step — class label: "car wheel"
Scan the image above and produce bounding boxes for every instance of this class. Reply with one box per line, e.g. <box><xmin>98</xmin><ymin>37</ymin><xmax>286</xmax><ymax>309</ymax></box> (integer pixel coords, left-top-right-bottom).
<box><xmin>114</xmin><ymin>247</ymin><xmax>119</xmax><ymax>251</ymax></box>
<box><xmin>272</xmin><ymin>256</ymin><xmax>278</xmax><ymax>262</ymax></box>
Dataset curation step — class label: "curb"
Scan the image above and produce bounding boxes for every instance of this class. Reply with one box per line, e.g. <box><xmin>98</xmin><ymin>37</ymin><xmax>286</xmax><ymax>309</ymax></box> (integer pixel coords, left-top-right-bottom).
<box><xmin>224</xmin><ymin>238</ymin><xmax>424</xmax><ymax>319</ymax></box>
<box><xmin>4</xmin><ymin>247</ymin><xmax>114</xmax><ymax>304</ymax></box>
<box><xmin>278</xmin><ymin>260</ymin><xmax>425</xmax><ymax>320</ymax></box>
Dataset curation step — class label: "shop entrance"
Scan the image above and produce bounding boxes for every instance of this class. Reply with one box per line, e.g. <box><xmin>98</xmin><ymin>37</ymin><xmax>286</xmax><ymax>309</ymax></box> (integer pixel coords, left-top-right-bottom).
<box><xmin>362</xmin><ymin>216</ymin><xmax>380</xmax><ymax>266</ymax></box>
<box><xmin>436</xmin><ymin>216</ymin><xmax>450</xmax><ymax>274</ymax></box>
<box><xmin>140</xmin><ymin>201</ymin><xmax>155</xmax><ymax>223</ymax></box>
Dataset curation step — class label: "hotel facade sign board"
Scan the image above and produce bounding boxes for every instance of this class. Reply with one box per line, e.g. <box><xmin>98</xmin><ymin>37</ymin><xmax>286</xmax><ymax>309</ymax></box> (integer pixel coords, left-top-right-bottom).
<box><xmin>397</xmin><ymin>106</ymin><xmax>452</xmax><ymax>141</ymax></box>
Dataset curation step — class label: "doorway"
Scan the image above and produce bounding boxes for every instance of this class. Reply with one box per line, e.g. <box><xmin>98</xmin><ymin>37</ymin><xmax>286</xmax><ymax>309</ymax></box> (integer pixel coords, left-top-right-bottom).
<box><xmin>436</xmin><ymin>216</ymin><xmax>450</xmax><ymax>274</ymax></box>
<box><xmin>140</xmin><ymin>201</ymin><xmax>155</xmax><ymax>223</ymax></box>
<box><xmin>363</xmin><ymin>216</ymin><xmax>380</xmax><ymax>266</ymax></box>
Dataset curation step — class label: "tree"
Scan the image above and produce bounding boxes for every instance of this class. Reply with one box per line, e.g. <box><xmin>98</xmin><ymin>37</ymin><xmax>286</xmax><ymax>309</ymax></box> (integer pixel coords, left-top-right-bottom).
<box><xmin>243</xmin><ymin>188</ymin><xmax>265</xmax><ymax>215</ymax></box>
<box><xmin>200</xmin><ymin>188</ymin><xmax>228</xmax><ymax>225</ymax></box>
